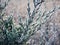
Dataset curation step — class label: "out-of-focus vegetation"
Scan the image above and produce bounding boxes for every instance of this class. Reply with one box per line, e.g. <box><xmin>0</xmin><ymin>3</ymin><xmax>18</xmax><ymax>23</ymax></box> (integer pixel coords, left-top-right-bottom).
<box><xmin>0</xmin><ymin>0</ymin><xmax>60</xmax><ymax>45</ymax></box>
